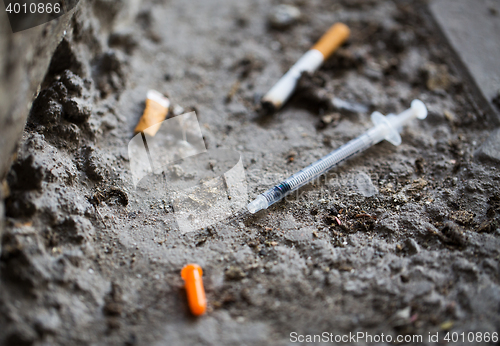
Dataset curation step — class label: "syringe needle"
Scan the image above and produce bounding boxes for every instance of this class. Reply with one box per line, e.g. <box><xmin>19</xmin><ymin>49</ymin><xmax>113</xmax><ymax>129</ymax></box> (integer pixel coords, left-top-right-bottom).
<box><xmin>247</xmin><ymin>100</ymin><xmax>428</xmax><ymax>214</ymax></box>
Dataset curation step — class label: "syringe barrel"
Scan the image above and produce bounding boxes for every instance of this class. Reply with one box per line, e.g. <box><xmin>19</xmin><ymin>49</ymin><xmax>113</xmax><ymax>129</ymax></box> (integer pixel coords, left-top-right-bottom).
<box><xmin>258</xmin><ymin>125</ymin><xmax>386</xmax><ymax>208</ymax></box>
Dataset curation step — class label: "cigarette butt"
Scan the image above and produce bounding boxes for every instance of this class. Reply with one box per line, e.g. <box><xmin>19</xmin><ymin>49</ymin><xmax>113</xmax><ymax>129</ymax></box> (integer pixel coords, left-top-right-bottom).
<box><xmin>311</xmin><ymin>23</ymin><xmax>350</xmax><ymax>60</ymax></box>
<box><xmin>134</xmin><ymin>90</ymin><xmax>170</xmax><ymax>136</ymax></box>
<box><xmin>262</xmin><ymin>22</ymin><xmax>350</xmax><ymax>111</ymax></box>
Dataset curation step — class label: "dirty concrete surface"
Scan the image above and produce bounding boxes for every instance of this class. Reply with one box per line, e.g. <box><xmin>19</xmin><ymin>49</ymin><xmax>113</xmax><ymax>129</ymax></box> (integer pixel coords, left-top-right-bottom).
<box><xmin>429</xmin><ymin>0</ymin><xmax>500</xmax><ymax>122</ymax></box>
<box><xmin>0</xmin><ymin>3</ymin><xmax>73</xmax><ymax>185</ymax></box>
<box><xmin>1</xmin><ymin>0</ymin><xmax>500</xmax><ymax>345</ymax></box>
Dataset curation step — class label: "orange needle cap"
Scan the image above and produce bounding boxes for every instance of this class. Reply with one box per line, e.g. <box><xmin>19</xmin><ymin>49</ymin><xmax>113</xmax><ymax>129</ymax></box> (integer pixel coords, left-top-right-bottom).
<box><xmin>181</xmin><ymin>264</ymin><xmax>207</xmax><ymax>316</ymax></box>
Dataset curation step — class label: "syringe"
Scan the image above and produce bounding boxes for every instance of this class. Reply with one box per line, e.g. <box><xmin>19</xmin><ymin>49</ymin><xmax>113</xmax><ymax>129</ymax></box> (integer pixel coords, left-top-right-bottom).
<box><xmin>247</xmin><ymin>99</ymin><xmax>428</xmax><ymax>214</ymax></box>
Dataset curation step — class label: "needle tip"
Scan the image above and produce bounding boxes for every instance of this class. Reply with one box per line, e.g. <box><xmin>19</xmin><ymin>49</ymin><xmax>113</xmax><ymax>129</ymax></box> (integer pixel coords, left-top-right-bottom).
<box><xmin>247</xmin><ymin>196</ymin><xmax>268</xmax><ymax>214</ymax></box>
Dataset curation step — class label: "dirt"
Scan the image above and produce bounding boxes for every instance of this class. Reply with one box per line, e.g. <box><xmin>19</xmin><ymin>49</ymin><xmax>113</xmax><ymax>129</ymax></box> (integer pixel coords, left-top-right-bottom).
<box><xmin>1</xmin><ymin>0</ymin><xmax>500</xmax><ymax>345</ymax></box>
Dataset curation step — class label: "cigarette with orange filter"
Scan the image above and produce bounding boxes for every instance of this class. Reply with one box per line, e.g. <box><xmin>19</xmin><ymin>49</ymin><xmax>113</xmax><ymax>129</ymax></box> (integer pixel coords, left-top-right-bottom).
<box><xmin>261</xmin><ymin>22</ymin><xmax>350</xmax><ymax>111</ymax></box>
<box><xmin>134</xmin><ymin>90</ymin><xmax>170</xmax><ymax>136</ymax></box>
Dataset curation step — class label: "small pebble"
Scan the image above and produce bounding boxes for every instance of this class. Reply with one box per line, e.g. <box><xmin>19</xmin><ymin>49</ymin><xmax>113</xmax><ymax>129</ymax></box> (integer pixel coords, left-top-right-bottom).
<box><xmin>268</xmin><ymin>5</ymin><xmax>301</xmax><ymax>29</ymax></box>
